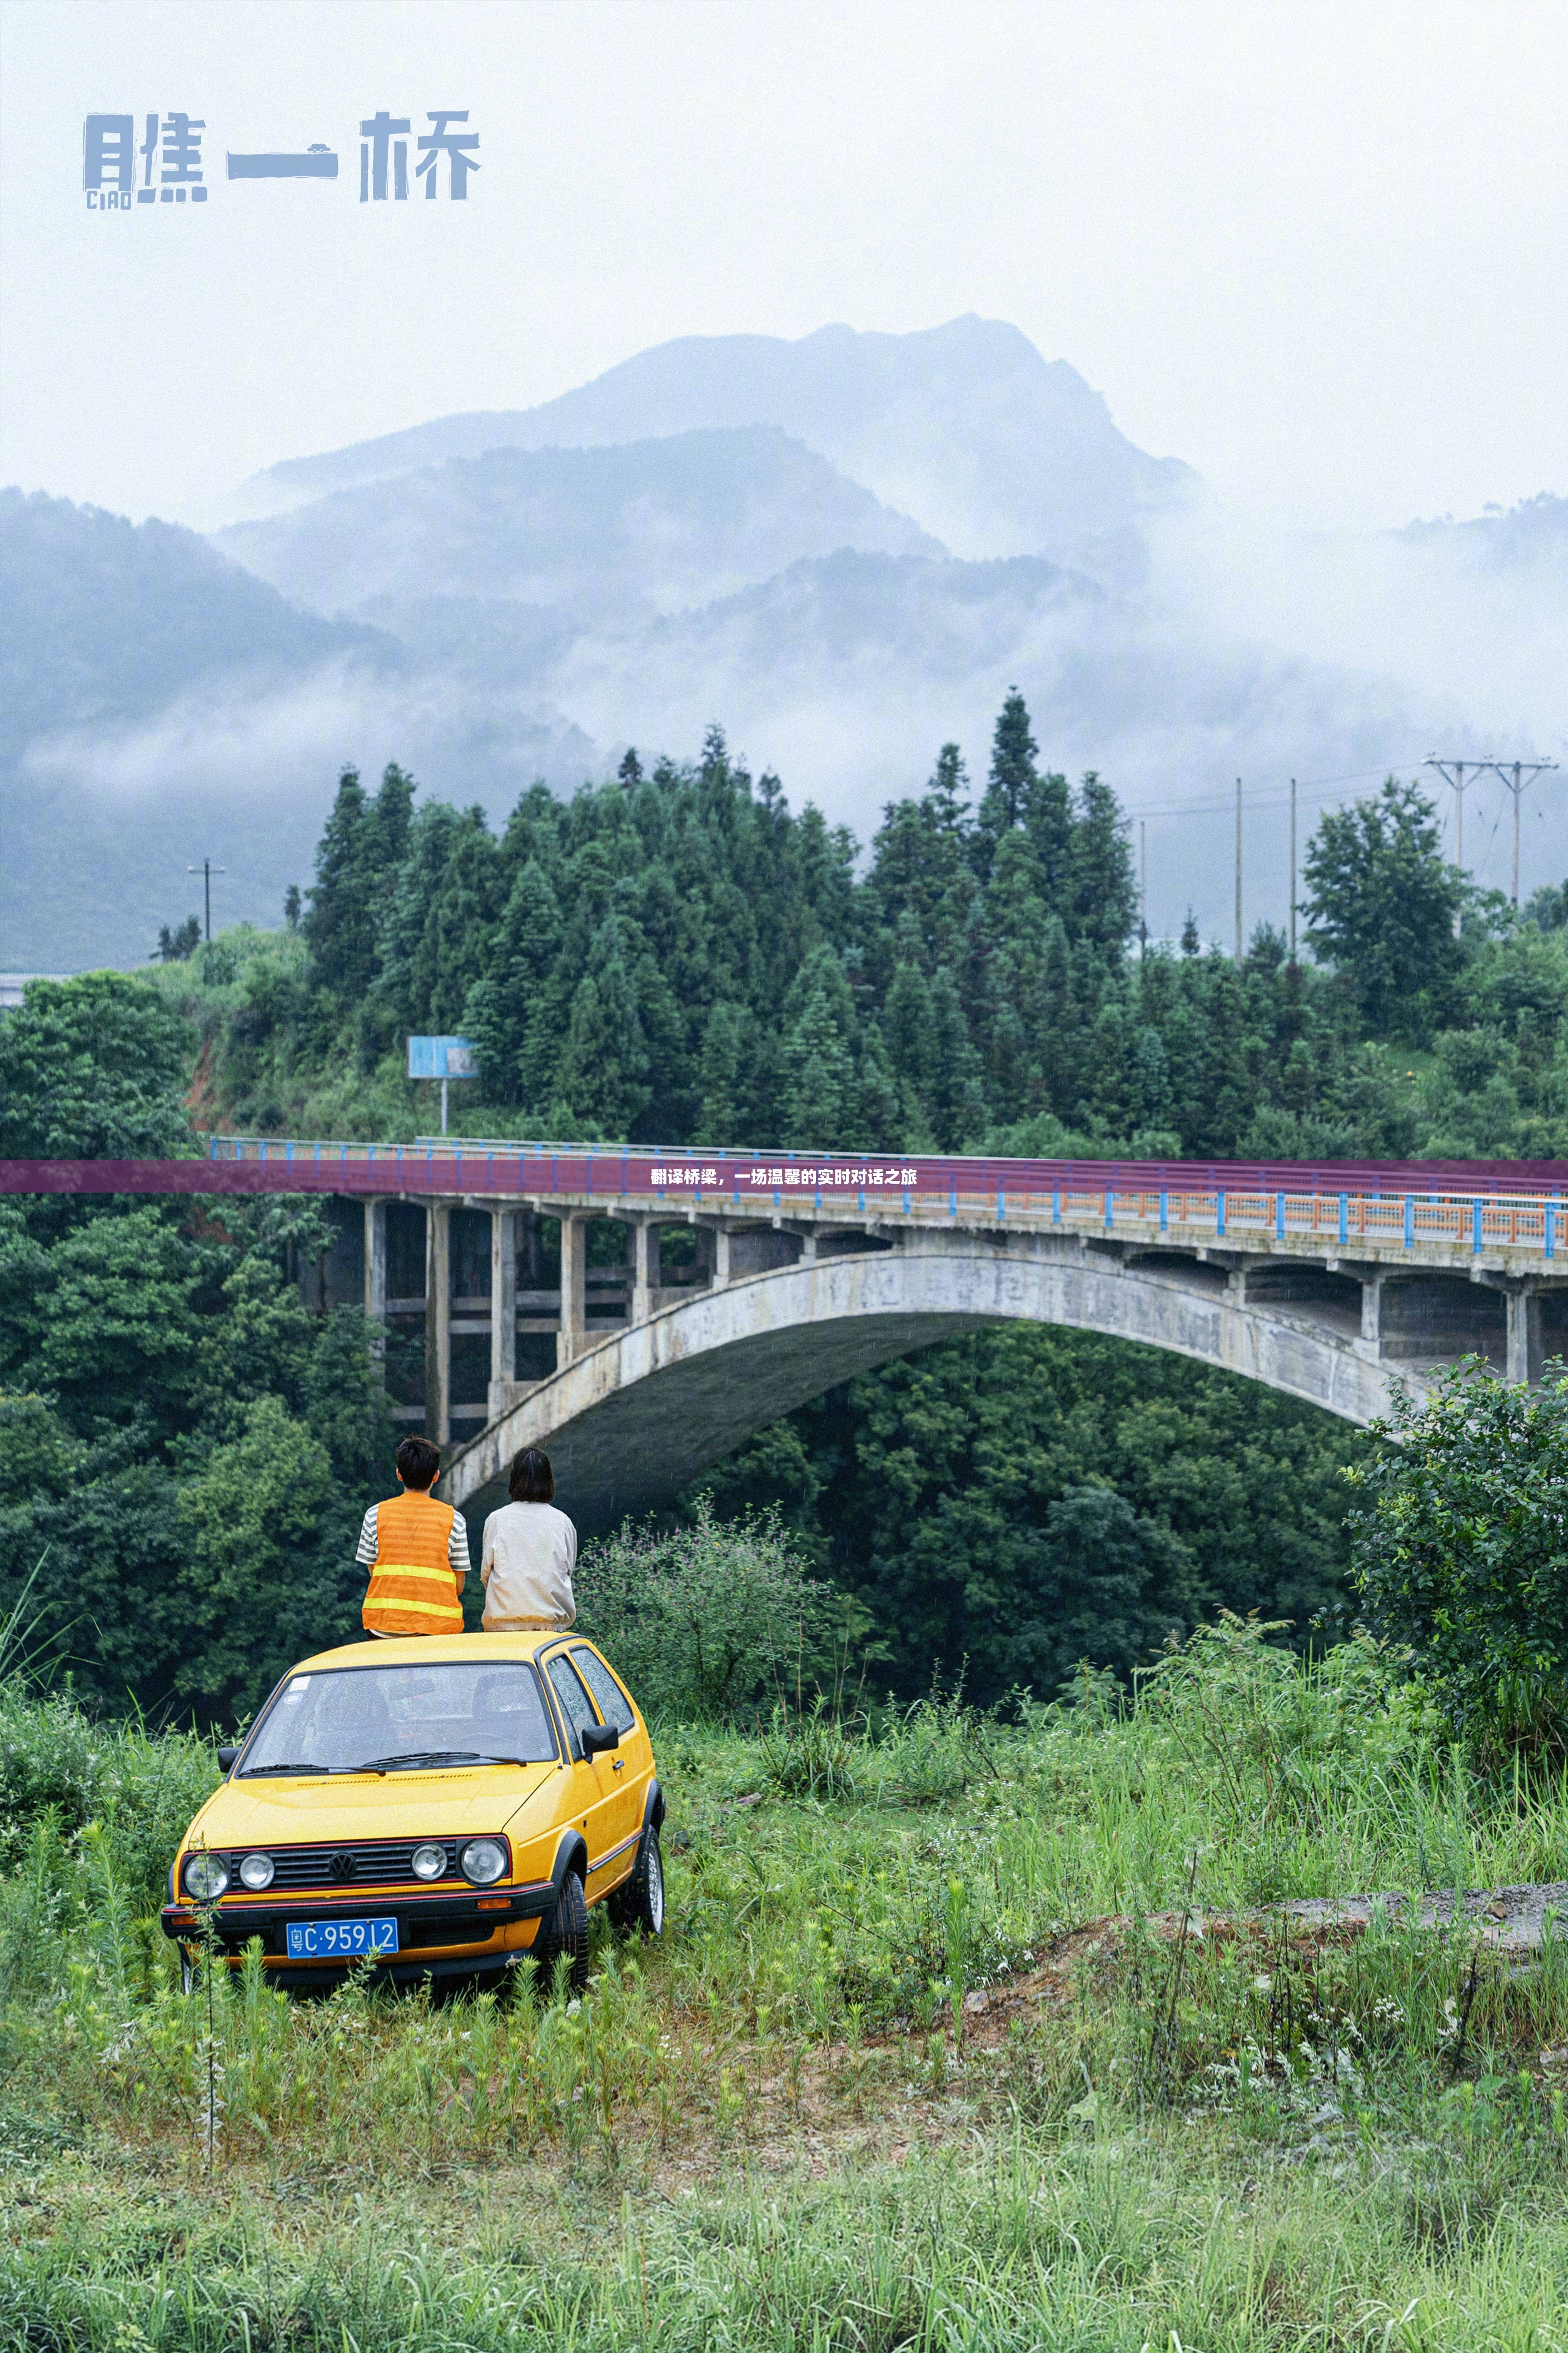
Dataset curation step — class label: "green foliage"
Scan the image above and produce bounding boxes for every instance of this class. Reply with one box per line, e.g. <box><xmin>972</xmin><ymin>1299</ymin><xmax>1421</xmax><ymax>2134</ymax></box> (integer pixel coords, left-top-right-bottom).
<box><xmin>0</xmin><ymin>972</ymin><xmax>198</xmax><ymax>1160</ymax></box>
<box><xmin>699</xmin><ymin>1327</ymin><xmax>1371</xmax><ymax>1705</ymax></box>
<box><xmin>574</xmin><ymin>1505</ymin><xmax>842</xmax><ymax>1721</ymax></box>
<box><xmin>1302</xmin><ymin>776</ymin><xmax>1466</xmax><ymax>1038</ymax></box>
<box><xmin>1349</xmin><ymin>1358</ymin><xmax>1568</xmax><ymax>1753</ymax></box>
<box><xmin>302</xmin><ymin>762</ymin><xmax>415</xmax><ymax>1009</ymax></box>
<box><xmin>0</xmin><ymin>977</ymin><xmax>394</xmax><ymax>1725</ymax></box>
<box><xmin>0</xmin><ymin>1676</ymin><xmax>217</xmax><ymax>1900</ymax></box>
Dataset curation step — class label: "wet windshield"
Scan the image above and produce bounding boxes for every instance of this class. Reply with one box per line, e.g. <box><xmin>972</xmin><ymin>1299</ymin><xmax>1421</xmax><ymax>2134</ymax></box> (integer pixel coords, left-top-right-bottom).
<box><xmin>240</xmin><ymin>1662</ymin><xmax>559</xmax><ymax>1776</ymax></box>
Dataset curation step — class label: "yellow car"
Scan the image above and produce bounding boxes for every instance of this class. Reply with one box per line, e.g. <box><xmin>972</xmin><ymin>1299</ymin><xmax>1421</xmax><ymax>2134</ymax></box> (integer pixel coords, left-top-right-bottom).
<box><xmin>160</xmin><ymin>1632</ymin><xmax>664</xmax><ymax>1993</ymax></box>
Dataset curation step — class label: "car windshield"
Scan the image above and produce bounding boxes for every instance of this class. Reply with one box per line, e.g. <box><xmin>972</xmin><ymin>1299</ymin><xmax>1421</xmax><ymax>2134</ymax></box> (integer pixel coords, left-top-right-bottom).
<box><xmin>240</xmin><ymin>1662</ymin><xmax>559</xmax><ymax>1776</ymax></box>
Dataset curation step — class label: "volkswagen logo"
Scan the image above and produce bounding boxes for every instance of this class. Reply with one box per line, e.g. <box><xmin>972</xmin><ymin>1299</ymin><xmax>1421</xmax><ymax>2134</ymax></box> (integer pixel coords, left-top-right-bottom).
<box><xmin>328</xmin><ymin>1850</ymin><xmax>358</xmax><ymax>1882</ymax></box>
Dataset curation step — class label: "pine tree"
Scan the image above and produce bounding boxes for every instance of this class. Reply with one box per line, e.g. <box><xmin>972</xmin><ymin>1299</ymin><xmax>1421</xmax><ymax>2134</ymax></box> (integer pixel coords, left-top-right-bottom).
<box><xmin>1023</xmin><ymin>769</ymin><xmax>1073</xmax><ymax>914</ymax></box>
<box><xmin>925</xmin><ymin>966</ymin><xmax>988</xmax><ymax>1150</ymax></box>
<box><xmin>854</xmin><ymin>1020</ymin><xmax>905</xmax><ymax>1151</ymax></box>
<box><xmin>363</xmin><ymin>763</ymin><xmax>415</xmax><ymax>895</ymax></box>
<box><xmin>303</xmin><ymin>768</ymin><xmax>375</xmax><ymax>1004</ymax></box>
<box><xmin>1132</xmin><ymin>1027</ymin><xmax>1173</xmax><ymax>1132</ymax></box>
<box><xmin>694</xmin><ymin>1001</ymin><xmax>746</xmax><ymax>1146</ymax></box>
<box><xmin>556</xmin><ymin>927</ymin><xmax>650</xmax><ymax>1140</ymax></box>
<box><xmin>927</xmin><ymin>743</ymin><xmax>970</xmax><ymax>835</ymax></box>
<box><xmin>883</xmin><ymin>957</ymin><xmax>937</xmax><ymax>1108</ymax></box>
<box><xmin>462</xmin><ymin>858</ymin><xmax>565</xmax><ymax>1105</ymax></box>
<box><xmin>1067</xmin><ymin>773</ymin><xmax>1137</xmax><ymax>962</ymax></box>
<box><xmin>972</xmin><ymin>689</ymin><xmax>1038</xmax><ymax>879</ymax></box>
<box><xmin>780</xmin><ymin>948</ymin><xmax>859</xmax><ymax>1148</ymax></box>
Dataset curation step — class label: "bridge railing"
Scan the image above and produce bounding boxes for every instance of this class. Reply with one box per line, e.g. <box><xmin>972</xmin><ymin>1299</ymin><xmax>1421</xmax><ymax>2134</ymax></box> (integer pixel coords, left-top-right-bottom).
<box><xmin>192</xmin><ymin>1138</ymin><xmax>1567</xmax><ymax>1259</ymax></box>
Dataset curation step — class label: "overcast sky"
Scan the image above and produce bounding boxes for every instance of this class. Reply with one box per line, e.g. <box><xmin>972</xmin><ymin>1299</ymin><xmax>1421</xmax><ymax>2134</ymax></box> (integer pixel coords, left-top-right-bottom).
<box><xmin>1</xmin><ymin>0</ymin><xmax>1563</xmax><ymax>534</ymax></box>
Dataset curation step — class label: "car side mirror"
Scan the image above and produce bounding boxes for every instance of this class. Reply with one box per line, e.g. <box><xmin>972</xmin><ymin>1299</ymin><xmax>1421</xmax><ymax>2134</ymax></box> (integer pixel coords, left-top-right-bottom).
<box><xmin>216</xmin><ymin>1745</ymin><xmax>240</xmax><ymax>1772</ymax></box>
<box><xmin>580</xmin><ymin>1721</ymin><xmax>620</xmax><ymax>1756</ymax></box>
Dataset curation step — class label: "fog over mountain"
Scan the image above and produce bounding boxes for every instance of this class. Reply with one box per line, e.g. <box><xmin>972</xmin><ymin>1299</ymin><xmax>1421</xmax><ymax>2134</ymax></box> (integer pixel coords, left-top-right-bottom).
<box><xmin>3</xmin><ymin>318</ymin><xmax>1562</xmax><ymax>970</ymax></box>
<box><xmin>226</xmin><ymin>316</ymin><xmax>1202</xmax><ymax>563</ymax></box>
<box><xmin>217</xmin><ymin>428</ymin><xmax>942</xmax><ymax>620</ymax></box>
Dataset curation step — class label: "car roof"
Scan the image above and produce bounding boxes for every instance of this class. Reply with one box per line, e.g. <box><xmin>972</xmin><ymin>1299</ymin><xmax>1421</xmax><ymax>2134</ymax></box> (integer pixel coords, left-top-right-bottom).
<box><xmin>290</xmin><ymin>1632</ymin><xmax>584</xmax><ymax>1672</ymax></box>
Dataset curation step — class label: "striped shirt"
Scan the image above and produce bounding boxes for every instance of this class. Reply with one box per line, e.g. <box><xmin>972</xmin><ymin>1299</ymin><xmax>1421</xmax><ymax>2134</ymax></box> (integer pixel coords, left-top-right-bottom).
<box><xmin>356</xmin><ymin>1501</ymin><xmax>471</xmax><ymax>1579</ymax></box>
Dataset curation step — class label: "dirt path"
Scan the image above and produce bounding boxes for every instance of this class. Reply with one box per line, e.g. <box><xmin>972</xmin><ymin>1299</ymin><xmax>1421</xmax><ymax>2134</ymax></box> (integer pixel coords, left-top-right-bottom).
<box><xmin>1273</xmin><ymin>1880</ymin><xmax>1568</xmax><ymax>1955</ymax></box>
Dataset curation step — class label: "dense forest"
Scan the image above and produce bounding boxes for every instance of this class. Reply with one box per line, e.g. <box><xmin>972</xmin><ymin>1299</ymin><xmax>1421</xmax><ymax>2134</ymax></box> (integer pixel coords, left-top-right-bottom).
<box><xmin>8</xmin><ymin>693</ymin><xmax>1568</xmax><ymax>1724</ymax></box>
<box><xmin>156</xmin><ymin>696</ymin><xmax>1568</xmax><ymax>1163</ymax></box>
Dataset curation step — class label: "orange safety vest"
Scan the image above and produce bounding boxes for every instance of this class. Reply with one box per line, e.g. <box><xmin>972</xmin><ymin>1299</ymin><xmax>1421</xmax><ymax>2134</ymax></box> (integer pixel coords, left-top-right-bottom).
<box><xmin>361</xmin><ymin>1490</ymin><xmax>465</xmax><ymax>1636</ymax></box>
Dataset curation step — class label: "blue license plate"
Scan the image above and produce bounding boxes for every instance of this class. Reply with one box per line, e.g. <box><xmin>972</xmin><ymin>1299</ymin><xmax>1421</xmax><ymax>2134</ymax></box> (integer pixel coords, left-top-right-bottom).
<box><xmin>286</xmin><ymin>1916</ymin><xmax>399</xmax><ymax>1959</ymax></box>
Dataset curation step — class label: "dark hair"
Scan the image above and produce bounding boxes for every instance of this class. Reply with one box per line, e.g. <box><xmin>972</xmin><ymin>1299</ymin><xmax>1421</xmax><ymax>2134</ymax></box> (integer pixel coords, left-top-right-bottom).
<box><xmin>395</xmin><ymin>1435</ymin><xmax>442</xmax><ymax>1491</ymax></box>
<box><xmin>509</xmin><ymin>1447</ymin><xmax>555</xmax><ymax>1503</ymax></box>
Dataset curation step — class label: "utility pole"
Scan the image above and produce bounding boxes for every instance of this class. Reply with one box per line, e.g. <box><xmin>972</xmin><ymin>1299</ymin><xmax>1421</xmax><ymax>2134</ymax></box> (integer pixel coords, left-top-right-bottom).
<box><xmin>1425</xmin><ymin>757</ymin><xmax>1478</xmax><ymax>936</ymax></box>
<box><xmin>186</xmin><ymin>858</ymin><xmax>227</xmax><ymax>942</ymax></box>
<box><xmin>1477</xmin><ymin>758</ymin><xmax>1559</xmax><ymax>907</ymax></box>
<box><xmin>1139</xmin><ymin>820</ymin><xmax>1147</xmax><ymax>960</ymax></box>
<box><xmin>1288</xmin><ymin>776</ymin><xmax>1297</xmax><ymax>962</ymax></box>
<box><xmin>1234</xmin><ymin>778</ymin><xmax>1242</xmax><ymax>960</ymax></box>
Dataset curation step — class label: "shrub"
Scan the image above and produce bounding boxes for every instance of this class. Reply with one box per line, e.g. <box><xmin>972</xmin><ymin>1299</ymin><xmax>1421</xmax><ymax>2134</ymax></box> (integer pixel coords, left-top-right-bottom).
<box><xmin>574</xmin><ymin>1503</ymin><xmax>842</xmax><ymax>1722</ymax></box>
<box><xmin>0</xmin><ymin>1676</ymin><xmax>218</xmax><ymax>1903</ymax></box>
<box><xmin>1347</xmin><ymin>1358</ymin><xmax>1568</xmax><ymax>1755</ymax></box>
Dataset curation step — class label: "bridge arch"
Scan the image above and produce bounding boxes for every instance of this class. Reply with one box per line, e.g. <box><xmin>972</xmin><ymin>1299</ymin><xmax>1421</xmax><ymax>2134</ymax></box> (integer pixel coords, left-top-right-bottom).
<box><xmin>441</xmin><ymin>1233</ymin><xmax>1417</xmax><ymax>1531</ymax></box>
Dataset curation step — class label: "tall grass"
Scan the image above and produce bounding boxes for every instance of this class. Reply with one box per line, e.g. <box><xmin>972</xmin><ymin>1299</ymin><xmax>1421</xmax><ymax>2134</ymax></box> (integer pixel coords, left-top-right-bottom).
<box><xmin>6</xmin><ymin>2131</ymin><xmax>1568</xmax><ymax>2350</ymax></box>
<box><xmin>2</xmin><ymin>1618</ymin><xmax>1567</xmax><ymax>2346</ymax></box>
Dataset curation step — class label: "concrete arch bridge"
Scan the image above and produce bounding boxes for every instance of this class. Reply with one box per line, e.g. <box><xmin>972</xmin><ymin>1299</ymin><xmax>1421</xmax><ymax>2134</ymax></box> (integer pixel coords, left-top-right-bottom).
<box><xmin>13</xmin><ymin>1140</ymin><xmax>1568</xmax><ymax>1532</ymax></box>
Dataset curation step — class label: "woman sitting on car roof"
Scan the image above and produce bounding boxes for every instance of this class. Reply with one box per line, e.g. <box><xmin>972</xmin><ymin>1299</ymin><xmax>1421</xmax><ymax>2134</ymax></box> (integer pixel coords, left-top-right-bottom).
<box><xmin>480</xmin><ymin>1447</ymin><xmax>576</xmax><ymax>1633</ymax></box>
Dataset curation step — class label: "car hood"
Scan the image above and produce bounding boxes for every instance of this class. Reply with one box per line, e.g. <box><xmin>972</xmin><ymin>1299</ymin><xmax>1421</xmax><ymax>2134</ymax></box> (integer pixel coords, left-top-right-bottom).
<box><xmin>188</xmin><ymin>1763</ymin><xmax>558</xmax><ymax>1849</ymax></box>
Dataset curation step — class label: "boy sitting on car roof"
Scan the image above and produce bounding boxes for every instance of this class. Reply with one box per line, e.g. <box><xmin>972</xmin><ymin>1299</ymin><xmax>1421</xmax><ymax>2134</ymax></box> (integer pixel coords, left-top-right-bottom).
<box><xmin>357</xmin><ymin>1435</ymin><xmax>470</xmax><ymax>1636</ymax></box>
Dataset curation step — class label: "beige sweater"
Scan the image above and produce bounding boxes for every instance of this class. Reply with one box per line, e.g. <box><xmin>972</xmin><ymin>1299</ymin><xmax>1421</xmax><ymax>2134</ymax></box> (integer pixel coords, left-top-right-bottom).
<box><xmin>479</xmin><ymin>1501</ymin><xmax>577</xmax><ymax>1631</ymax></box>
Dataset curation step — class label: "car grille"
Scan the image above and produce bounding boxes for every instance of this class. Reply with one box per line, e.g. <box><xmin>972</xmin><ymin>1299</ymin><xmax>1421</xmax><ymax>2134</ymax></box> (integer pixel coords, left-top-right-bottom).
<box><xmin>214</xmin><ymin>1836</ymin><xmax>495</xmax><ymax>1892</ymax></box>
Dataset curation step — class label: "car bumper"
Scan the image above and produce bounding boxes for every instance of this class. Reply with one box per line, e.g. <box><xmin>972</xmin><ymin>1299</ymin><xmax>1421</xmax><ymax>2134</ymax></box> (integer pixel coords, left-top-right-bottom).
<box><xmin>160</xmin><ymin>1882</ymin><xmax>555</xmax><ymax>1970</ymax></box>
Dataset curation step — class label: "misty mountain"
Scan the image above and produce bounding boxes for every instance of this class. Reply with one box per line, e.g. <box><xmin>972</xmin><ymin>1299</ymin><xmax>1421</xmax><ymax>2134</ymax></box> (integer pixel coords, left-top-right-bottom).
<box><xmin>1398</xmin><ymin>492</ymin><xmax>1568</xmax><ymax>572</ymax></box>
<box><xmin>216</xmin><ymin>428</ymin><xmax>942</xmax><ymax>621</ymax></box>
<box><xmin>0</xmin><ymin>488</ymin><xmax>396</xmax><ymax>767</ymax></box>
<box><xmin>6</xmin><ymin>324</ymin><xmax>1561</xmax><ymax>974</ymax></box>
<box><xmin>544</xmin><ymin>548</ymin><xmax>1429</xmax><ymax>827</ymax></box>
<box><xmin>228</xmin><ymin>316</ymin><xmax>1203</xmax><ymax>561</ymax></box>
<box><xmin>0</xmin><ymin>490</ymin><xmax>591</xmax><ymax>970</ymax></box>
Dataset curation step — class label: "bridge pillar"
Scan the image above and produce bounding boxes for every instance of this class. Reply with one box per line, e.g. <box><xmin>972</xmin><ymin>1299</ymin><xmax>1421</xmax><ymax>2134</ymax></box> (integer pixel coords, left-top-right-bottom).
<box><xmin>1506</xmin><ymin>1288</ymin><xmax>1544</xmax><ymax>1386</ymax></box>
<box><xmin>559</xmin><ymin>1213</ymin><xmax>586</xmax><ymax>1369</ymax></box>
<box><xmin>363</xmin><ymin>1200</ymin><xmax>387</xmax><ymax>1359</ymax></box>
<box><xmin>1357</xmin><ymin>1273</ymin><xmax>1385</xmax><ymax>1355</ymax></box>
<box><xmin>488</xmin><ymin>1208</ymin><xmax>516</xmax><ymax>1417</ymax></box>
<box><xmin>631</xmin><ymin>1219</ymin><xmax>661</xmax><ymax>1323</ymax></box>
<box><xmin>425</xmin><ymin>1202</ymin><xmax>451</xmax><ymax>1443</ymax></box>
<box><xmin>713</xmin><ymin>1227</ymin><xmax>732</xmax><ymax>1289</ymax></box>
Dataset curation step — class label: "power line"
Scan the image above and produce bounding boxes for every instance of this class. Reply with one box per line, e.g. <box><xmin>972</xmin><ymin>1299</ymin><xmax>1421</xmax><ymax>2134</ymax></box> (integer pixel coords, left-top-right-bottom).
<box><xmin>1478</xmin><ymin>758</ymin><xmax>1560</xmax><ymax>905</ymax></box>
<box><xmin>1123</xmin><ymin>762</ymin><xmax>1418</xmax><ymax>823</ymax></box>
<box><xmin>1425</xmin><ymin>757</ymin><xmax>1482</xmax><ymax>936</ymax></box>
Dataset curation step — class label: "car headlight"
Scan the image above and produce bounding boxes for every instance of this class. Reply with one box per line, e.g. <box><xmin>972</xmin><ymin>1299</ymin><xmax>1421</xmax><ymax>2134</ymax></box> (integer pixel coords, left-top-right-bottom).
<box><xmin>183</xmin><ymin>1851</ymin><xmax>228</xmax><ymax>1900</ymax></box>
<box><xmin>411</xmin><ymin>1843</ymin><xmax>447</xmax><ymax>1881</ymax></box>
<box><xmin>460</xmin><ymin>1837</ymin><xmax>507</xmax><ymax>1886</ymax></box>
<box><xmin>238</xmin><ymin>1852</ymin><xmax>274</xmax><ymax>1891</ymax></box>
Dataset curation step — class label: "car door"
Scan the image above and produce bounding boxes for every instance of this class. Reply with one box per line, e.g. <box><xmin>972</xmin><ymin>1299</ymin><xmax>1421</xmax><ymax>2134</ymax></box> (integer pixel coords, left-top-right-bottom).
<box><xmin>543</xmin><ymin>1650</ymin><xmax>618</xmax><ymax>1882</ymax></box>
<box><xmin>568</xmin><ymin>1644</ymin><xmax>646</xmax><ymax>1882</ymax></box>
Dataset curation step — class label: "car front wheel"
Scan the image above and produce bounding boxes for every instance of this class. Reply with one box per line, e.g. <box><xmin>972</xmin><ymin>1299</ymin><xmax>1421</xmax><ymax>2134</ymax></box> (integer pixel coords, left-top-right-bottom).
<box><xmin>609</xmin><ymin>1826</ymin><xmax>664</xmax><ymax>1939</ymax></box>
<box><xmin>536</xmin><ymin>1869</ymin><xmax>590</xmax><ymax>1994</ymax></box>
